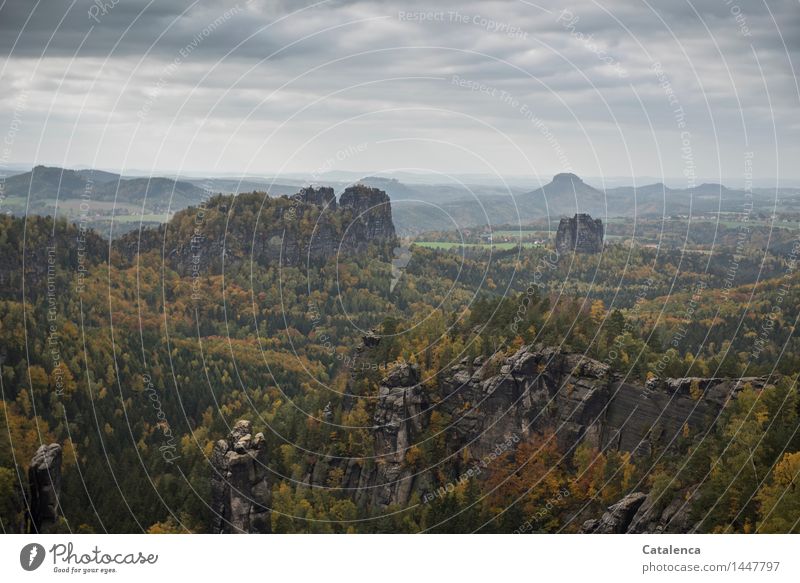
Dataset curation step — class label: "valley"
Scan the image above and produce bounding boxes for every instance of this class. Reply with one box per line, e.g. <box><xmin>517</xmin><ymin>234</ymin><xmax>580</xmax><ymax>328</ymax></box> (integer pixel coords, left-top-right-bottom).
<box><xmin>2</xmin><ymin>179</ymin><xmax>799</xmax><ymax>534</ymax></box>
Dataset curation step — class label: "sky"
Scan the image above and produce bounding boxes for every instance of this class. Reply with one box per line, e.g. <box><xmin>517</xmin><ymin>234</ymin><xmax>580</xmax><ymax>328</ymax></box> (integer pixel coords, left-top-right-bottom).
<box><xmin>0</xmin><ymin>0</ymin><xmax>798</xmax><ymax>187</ymax></box>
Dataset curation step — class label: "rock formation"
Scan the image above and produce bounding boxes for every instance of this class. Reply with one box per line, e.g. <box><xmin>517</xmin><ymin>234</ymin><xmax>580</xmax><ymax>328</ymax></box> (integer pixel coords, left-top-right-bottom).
<box><xmin>370</xmin><ymin>363</ymin><xmax>430</xmax><ymax>508</ymax></box>
<box><xmin>339</xmin><ymin>184</ymin><xmax>396</xmax><ymax>247</ymax></box>
<box><xmin>211</xmin><ymin>420</ymin><xmax>271</xmax><ymax>534</ymax></box>
<box><xmin>116</xmin><ymin>184</ymin><xmax>397</xmax><ymax>274</ymax></box>
<box><xmin>582</xmin><ymin>487</ymin><xmax>699</xmax><ymax>534</ymax></box>
<box><xmin>297</xmin><ymin>186</ymin><xmax>336</xmax><ymax>209</ymax></box>
<box><xmin>346</xmin><ymin>344</ymin><xmax>769</xmax><ymax>509</ymax></box>
<box><xmin>28</xmin><ymin>443</ymin><xmax>62</xmax><ymax>533</ymax></box>
<box><xmin>581</xmin><ymin>492</ymin><xmax>647</xmax><ymax>533</ymax></box>
<box><xmin>555</xmin><ymin>213</ymin><xmax>604</xmax><ymax>255</ymax></box>
<box><xmin>209</xmin><ymin>344</ymin><xmax>771</xmax><ymax>530</ymax></box>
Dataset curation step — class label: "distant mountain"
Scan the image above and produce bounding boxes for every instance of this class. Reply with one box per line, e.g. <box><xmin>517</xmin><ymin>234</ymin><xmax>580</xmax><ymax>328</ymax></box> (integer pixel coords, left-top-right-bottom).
<box><xmin>391</xmin><ymin>173</ymin><xmax>800</xmax><ymax>234</ymax></box>
<box><xmin>356</xmin><ymin>177</ymin><xmax>420</xmax><ymax>201</ymax></box>
<box><xmin>388</xmin><ymin>173</ymin><xmax>605</xmax><ymax>235</ymax></box>
<box><xmin>526</xmin><ymin>173</ymin><xmax>606</xmax><ymax>216</ymax></box>
<box><xmin>603</xmin><ymin>182</ymin><xmax>758</xmax><ymax>216</ymax></box>
<box><xmin>2</xmin><ymin>165</ymin><xmax>88</xmax><ymax>200</ymax></box>
<box><xmin>358</xmin><ymin>176</ymin><xmax>531</xmax><ymax>235</ymax></box>
<box><xmin>7</xmin><ymin>167</ymin><xmax>800</xmax><ymax>238</ymax></box>
<box><xmin>105</xmin><ymin>176</ymin><xmax>207</xmax><ymax>209</ymax></box>
<box><xmin>75</xmin><ymin>168</ymin><xmax>120</xmax><ymax>183</ymax></box>
<box><xmin>1</xmin><ymin>166</ymin><xmax>209</xmax><ymax>212</ymax></box>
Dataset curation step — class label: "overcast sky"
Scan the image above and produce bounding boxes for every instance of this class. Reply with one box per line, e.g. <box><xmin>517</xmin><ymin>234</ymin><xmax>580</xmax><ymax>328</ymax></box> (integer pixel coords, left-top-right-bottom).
<box><xmin>0</xmin><ymin>0</ymin><xmax>798</xmax><ymax>185</ymax></box>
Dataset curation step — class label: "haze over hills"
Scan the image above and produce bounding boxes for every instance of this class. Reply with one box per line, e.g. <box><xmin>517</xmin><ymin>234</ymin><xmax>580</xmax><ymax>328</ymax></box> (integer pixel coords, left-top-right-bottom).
<box><xmin>3</xmin><ymin>165</ymin><xmax>799</xmax><ymax>237</ymax></box>
<box><xmin>528</xmin><ymin>173</ymin><xmax>606</xmax><ymax>217</ymax></box>
<box><xmin>0</xmin><ymin>165</ymin><xmax>208</xmax><ymax>214</ymax></box>
<box><xmin>390</xmin><ymin>173</ymin><xmax>800</xmax><ymax>235</ymax></box>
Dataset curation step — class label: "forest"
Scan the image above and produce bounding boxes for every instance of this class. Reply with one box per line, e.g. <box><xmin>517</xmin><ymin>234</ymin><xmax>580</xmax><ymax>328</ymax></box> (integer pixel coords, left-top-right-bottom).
<box><xmin>1</xmin><ymin>193</ymin><xmax>799</xmax><ymax>534</ymax></box>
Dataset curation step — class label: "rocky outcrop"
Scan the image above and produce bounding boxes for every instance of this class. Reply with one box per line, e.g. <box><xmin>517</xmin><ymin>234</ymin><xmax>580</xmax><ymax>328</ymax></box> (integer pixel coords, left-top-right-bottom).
<box><xmin>247</xmin><ymin>342</ymin><xmax>770</xmax><ymax>524</ymax></box>
<box><xmin>357</xmin><ymin>344</ymin><xmax>770</xmax><ymax>509</ymax></box>
<box><xmin>370</xmin><ymin>364</ymin><xmax>430</xmax><ymax>508</ymax></box>
<box><xmin>296</xmin><ymin>361</ymin><xmax>437</xmax><ymax>512</ymax></box>
<box><xmin>297</xmin><ymin>186</ymin><xmax>336</xmax><ymax>209</ymax></box>
<box><xmin>211</xmin><ymin>420</ymin><xmax>271</xmax><ymax>534</ymax></box>
<box><xmin>116</xmin><ymin>185</ymin><xmax>397</xmax><ymax>274</ymax></box>
<box><xmin>583</xmin><ymin>487</ymin><xmax>699</xmax><ymax>534</ymax></box>
<box><xmin>438</xmin><ymin>347</ymin><xmax>612</xmax><ymax>456</ymax></box>
<box><xmin>581</xmin><ymin>492</ymin><xmax>647</xmax><ymax>533</ymax></box>
<box><xmin>362</xmin><ymin>330</ymin><xmax>381</xmax><ymax>348</ymax></box>
<box><xmin>339</xmin><ymin>184</ymin><xmax>396</xmax><ymax>247</ymax></box>
<box><xmin>555</xmin><ymin>213</ymin><xmax>604</xmax><ymax>255</ymax></box>
<box><xmin>626</xmin><ymin>487</ymin><xmax>699</xmax><ymax>533</ymax></box>
<box><xmin>28</xmin><ymin>443</ymin><xmax>62</xmax><ymax>533</ymax></box>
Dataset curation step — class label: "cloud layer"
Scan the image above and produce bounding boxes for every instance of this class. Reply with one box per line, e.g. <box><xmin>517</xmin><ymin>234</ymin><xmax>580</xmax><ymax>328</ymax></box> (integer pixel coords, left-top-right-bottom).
<box><xmin>1</xmin><ymin>0</ymin><xmax>798</xmax><ymax>185</ymax></box>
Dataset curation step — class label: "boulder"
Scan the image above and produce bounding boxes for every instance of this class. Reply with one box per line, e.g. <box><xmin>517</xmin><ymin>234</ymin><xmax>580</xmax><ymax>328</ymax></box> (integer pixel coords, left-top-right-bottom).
<box><xmin>581</xmin><ymin>492</ymin><xmax>647</xmax><ymax>533</ymax></box>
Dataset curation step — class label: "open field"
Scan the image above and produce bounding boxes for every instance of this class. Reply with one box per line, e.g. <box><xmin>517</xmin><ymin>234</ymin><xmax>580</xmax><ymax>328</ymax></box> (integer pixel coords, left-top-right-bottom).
<box><xmin>413</xmin><ymin>241</ymin><xmax>544</xmax><ymax>250</ymax></box>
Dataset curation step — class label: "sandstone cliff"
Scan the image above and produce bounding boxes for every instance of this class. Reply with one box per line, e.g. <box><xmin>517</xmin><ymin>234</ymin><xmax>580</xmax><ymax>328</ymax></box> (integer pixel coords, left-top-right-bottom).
<box><xmin>555</xmin><ymin>213</ymin><xmax>604</xmax><ymax>255</ymax></box>
<box><xmin>116</xmin><ymin>184</ymin><xmax>396</xmax><ymax>274</ymax></box>
<box><xmin>357</xmin><ymin>345</ymin><xmax>767</xmax><ymax>509</ymax></box>
<box><xmin>211</xmin><ymin>420</ymin><xmax>271</xmax><ymax>534</ymax></box>
<box><xmin>28</xmin><ymin>443</ymin><xmax>62</xmax><ymax>533</ymax></box>
<box><xmin>210</xmin><ymin>344</ymin><xmax>769</xmax><ymax>532</ymax></box>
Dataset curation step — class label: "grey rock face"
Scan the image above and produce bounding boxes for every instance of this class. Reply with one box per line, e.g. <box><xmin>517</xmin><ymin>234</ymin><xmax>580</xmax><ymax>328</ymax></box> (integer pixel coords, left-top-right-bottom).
<box><xmin>28</xmin><ymin>443</ymin><xmax>62</xmax><ymax>533</ymax></box>
<box><xmin>339</xmin><ymin>184</ymin><xmax>396</xmax><ymax>244</ymax></box>
<box><xmin>356</xmin><ymin>344</ymin><xmax>771</xmax><ymax>510</ymax></box>
<box><xmin>362</xmin><ymin>330</ymin><xmax>381</xmax><ymax>348</ymax></box>
<box><xmin>211</xmin><ymin>420</ymin><xmax>271</xmax><ymax>534</ymax></box>
<box><xmin>581</xmin><ymin>492</ymin><xmax>647</xmax><ymax>533</ymax></box>
<box><xmin>322</xmin><ymin>402</ymin><xmax>334</xmax><ymax>423</ymax></box>
<box><xmin>371</xmin><ymin>363</ymin><xmax>429</xmax><ymax>508</ymax></box>
<box><xmin>298</xmin><ymin>186</ymin><xmax>336</xmax><ymax>209</ymax></box>
<box><xmin>626</xmin><ymin>487</ymin><xmax>699</xmax><ymax>533</ymax></box>
<box><xmin>437</xmin><ymin>346</ymin><xmax>611</xmax><ymax>459</ymax></box>
<box><xmin>117</xmin><ymin>185</ymin><xmax>396</xmax><ymax>274</ymax></box>
<box><xmin>584</xmin><ymin>487</ymin><xmax>700</xmax><ymax>534</ymax></box>
<box><xmin>555</xmin><ymin>213</ymin><xmax>604</xmax><ymax>255</ymax></box>
<box><xmin>286</xmin><ymin>342</ymin><xmax>770</xmax><ymax>526</ymax></box>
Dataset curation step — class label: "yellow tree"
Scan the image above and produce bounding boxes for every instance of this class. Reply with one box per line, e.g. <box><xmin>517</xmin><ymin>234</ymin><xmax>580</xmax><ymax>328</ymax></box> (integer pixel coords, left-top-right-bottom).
<box><xmin>756</xmin><ymin>452</ymin><xmax>800</xmax><ymax>533</ymax></box>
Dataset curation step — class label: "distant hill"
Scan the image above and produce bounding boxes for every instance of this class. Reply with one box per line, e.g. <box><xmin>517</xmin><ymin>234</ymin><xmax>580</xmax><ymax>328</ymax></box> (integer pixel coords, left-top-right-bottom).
<box><xmin>182</xmin><ymin>177</ymin><xmax>299</xmax><ymax>197</ymax></box>
<box><xmin>6</xmin><ymin>167</ymin><xmax>800</xmax><ymax>237</ymax></box>
<box><xmin>105</xmin><ymin>176</ymin><xmax>207</xmax><ymax>209</ymax></box>
<box><xmin>2</xmin><ymin>165</ymin><xmax>88</xmax><ymax>201</ymax></box>
<box><xmin>389</xmin><ymin>173</ymin><xmax>604</xmax><ymax>235</ymax></box>
<box><xmin>75</xmin><ymin>168</ymin><xmax>120</xmax><ymax>183</ymax></box>
<box><xmin>1</xmin><ymin>166</ymin><xmax>209</xmax><ymax>212</ymax></box>
<box><xmin>360</xmin><ymin>176</ymin><xmax>530</xmax><ymax>235</ymax></box>
<box><xmin>390</xmin><ymin>173</ymin><xmax>800</xmax><ymax>234</ymax></box>
<box><xmin>527</xmin><ymin>172</ymin><xmax>605</xmax><ymax>216</ymax></box>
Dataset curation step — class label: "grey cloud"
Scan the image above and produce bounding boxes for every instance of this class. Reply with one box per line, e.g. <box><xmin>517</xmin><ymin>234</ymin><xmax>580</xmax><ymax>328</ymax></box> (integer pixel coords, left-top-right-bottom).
<box><xmin>0</xmin><ymin>0</ymin><xmax>797</xmax><ymax>180</ymax></box>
